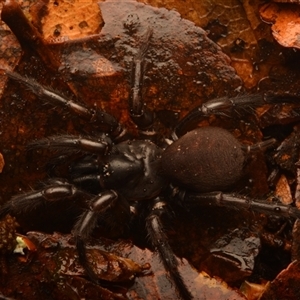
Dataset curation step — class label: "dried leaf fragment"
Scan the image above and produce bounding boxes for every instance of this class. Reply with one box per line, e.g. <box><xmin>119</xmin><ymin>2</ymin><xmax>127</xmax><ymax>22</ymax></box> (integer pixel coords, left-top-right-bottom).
<box><xmin>193</xmin><ymin>272</ymin><xmax>246</xmax><ymax>300</ymax></box>
<box><xmin>0</xmin><ymin>215</ymin><xmax>18</xmax><ymax>254</ymax></box>
<box><xmin>201</xmin><ymin>228</ymin><xmax>261</xmax><ymax>285</ymax></box>
<box><xmin>260</xmin><ymin>3</ymin><xmax>300</xmax><ymax>49</ymax></box>
<box><xmin>27</xmin><ymin>231</ymin><xmax>148</xmax><ymax>282</ymax></box>
<box><xmin>0</xmin><ymin>152</ymin><xmax>4</xmax><ymax>173</ymax></box>
<box><xmin>295</xmin><ymin>167</ymin><xmax>300</xmax><ymax>207</ymax></box>
<box><xmin>275</xmin><ymin>174</ymin><xmax>293</xmax><ymax>205</ymax></box>
<box><xmin>259</xmin><ymin>260</ymin><xmax>300</xmax><ymax>299</ymax></box>
<box><xmin>240</xmin><ymin>281</ymin><xmax>267</xmax><ymax>300</ymax></box>
<box><xmin>14</xmin><ymin>234</ymin><xmax>37</xmax><ymax>255</ymax></box>
<box><xmin>30</xmin><ymin>0</ymin><xmax>104</xmax><ymax>42</ymax></box>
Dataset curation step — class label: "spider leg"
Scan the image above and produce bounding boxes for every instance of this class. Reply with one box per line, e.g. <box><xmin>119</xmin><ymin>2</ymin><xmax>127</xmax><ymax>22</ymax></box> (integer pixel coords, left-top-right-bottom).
<box><xmin>241</xmin><ymin>138</ymin><xmax>276</xmax><ymax>153</ymax></box>
<box><xmin>146</xmin><ymin>197</ymin><xmax>193</xmax><ymax>300</ymax></box>
<box><xmin>0</xmin><ymin>182</ymin><xmax>85</xmax><ymax>220</ymax></box>
<box><xmin>0</xmin><ymin>185</ymin><xmax>127</xmax><ymax>283</ymax></box>
<box><xmin>29</xmin><ymin>134</ymin><xmax>112</xmax><ymax>155</ymax></box>
<box><xmin>29</xmin><ymin>136</ymin><xmax>114</xmax><ymax>191</ymax></box>
<box><xmin>183</xmin><ymin>191</ymin><xmax>300</xmax><ymax>219</ymax></box>
<box><xmin>129</xmin><ymin>28</ymin><xmax>155</xmax><ymax>132</ymax></box>
<box><xmin>73</xmin><ymin>190</ymin><xmax>120</xmax><ymax>282</ymax></box>
<box><xmin>172</xmin><ymin>94</ymin><xmax>300</xmax><ymax>139</ymax></box>
<box><xmin>2</xmin><ymin>70</ymin><xmax>126</xmax><ymax>140</ymax></box>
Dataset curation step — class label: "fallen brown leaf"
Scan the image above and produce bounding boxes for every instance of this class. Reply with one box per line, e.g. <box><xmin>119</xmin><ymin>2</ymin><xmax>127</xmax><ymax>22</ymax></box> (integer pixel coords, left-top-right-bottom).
<box><xmin>260</xmin><ymin>3</ymin><xmax>300</xmax><ymax>49</ymax></box>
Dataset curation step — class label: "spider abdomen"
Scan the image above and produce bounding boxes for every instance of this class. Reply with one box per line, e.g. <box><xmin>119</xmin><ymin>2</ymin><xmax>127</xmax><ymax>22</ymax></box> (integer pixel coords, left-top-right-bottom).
<box><xmin>161</xmin><ymin>127</ymin><xmax>245</xmax><ymax>192</ymax></box>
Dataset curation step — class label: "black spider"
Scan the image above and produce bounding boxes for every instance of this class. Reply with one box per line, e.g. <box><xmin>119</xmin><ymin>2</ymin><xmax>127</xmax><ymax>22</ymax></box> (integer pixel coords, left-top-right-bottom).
<box><xmin>1</xmin><ymin>30</ymin><xmax>300</xmax><ymax>300</ymax></box>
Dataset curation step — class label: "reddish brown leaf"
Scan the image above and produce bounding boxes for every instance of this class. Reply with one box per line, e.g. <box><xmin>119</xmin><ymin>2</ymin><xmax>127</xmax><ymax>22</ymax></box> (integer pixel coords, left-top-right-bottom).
<box><xmin>259</xmin><ymin>260</ymin><xmax>300</xmax><ymax>300</ymax></box>
<box><xmin>30</xmin><ymin>0</ymin><xmax>104</xmax><ymax>42</ymax></box>
<box><xmin>260</xmin><ymin>3</ymin><xmax>300</xmax><ymax>49</ymax></box>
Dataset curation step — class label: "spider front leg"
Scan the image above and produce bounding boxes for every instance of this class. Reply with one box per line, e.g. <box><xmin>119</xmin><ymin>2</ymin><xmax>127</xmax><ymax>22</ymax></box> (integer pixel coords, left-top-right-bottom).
<box><xmin>2</xmin><ymin>70</ymin><xmax>127</xmax><ymax>140</ymax></box>
<box><xmin>129</xmin><ymin>28</ymin><xmax>155</xmax><ymax>133</ymax></box>
<box><xmin>0</xmin><ymin>180</ymin><xmax>86</xmax><ymax>220</ymax></box>
<box><xmin>146</xmin><ymin>197</ymin><xmax>193</xmax><ymax>300</ymax></box>
<box><xmin>29</xmin><ymin>134</ymin><xmax>112</xmax><ymax>155</ymax></box>
<box><xmin>0</xmin><ymin>182</ymin><xmax>129</xmax><ymax>283</ymax></box>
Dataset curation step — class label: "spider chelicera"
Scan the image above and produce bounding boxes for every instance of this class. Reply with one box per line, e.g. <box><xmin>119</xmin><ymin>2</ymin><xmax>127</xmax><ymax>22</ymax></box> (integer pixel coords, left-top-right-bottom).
<box><xmin>1</xmin><ymin>29</ymin><xmax>300</xmax><ymax>300</ymax></box>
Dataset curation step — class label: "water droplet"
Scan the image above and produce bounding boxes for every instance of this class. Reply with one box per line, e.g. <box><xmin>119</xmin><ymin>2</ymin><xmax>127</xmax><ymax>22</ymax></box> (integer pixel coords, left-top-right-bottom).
<box><xmin>274</xmin><ymin>207</ymin><xmax>281</xmax><ymax>213</ymax></box>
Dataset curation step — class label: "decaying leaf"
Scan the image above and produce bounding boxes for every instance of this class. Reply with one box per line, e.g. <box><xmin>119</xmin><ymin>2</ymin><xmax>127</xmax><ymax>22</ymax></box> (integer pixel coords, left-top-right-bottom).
<box><xmin>240</xmin><ymin>281</ymin><xmax>267</xmax><ymax>300</ymax></box>
<box><xmin>0</xmin><ymin>231</ymin><xmax>249</xmax><ymax>299</ymax></box>
<box><xmin>259</xmin><ymin>260</ymin><xmax>300</xmax><ymax>300</ymax></box>
<box><xmin>27</xmin><ymin>231</ymin><xmax>148</xmax><ymax>282</ymax></box>
<box><xmin>201</xmin><ymin>228</ymin><xmax>261</xmax><ymax>285</ymax></box>
<box><xmin>192</xmin><ymin>272</ymin><xmax>246</xmax><ymax>300</ymax></box>
<box><xmin>295</xmin><ymin>167</ymin><xmax>300</xmax><ymax>208</ymax></box>
<box><xmin>275</xmin><ymin>174</ymin><xmax>293</xmax><ymax>205</ymax></box>
<box><xmin>30</xmin><ymin>0</ymin><xmax>104</xmax><ymax>42</ymax></box>
<box><xmin>0</xmin><ymin>231</ymin><xmax>148</xmax><ymax>299</ymax></box>
<box><xmin>144</xmin><ymin>0</ymin><xmax>282</xmax><ymax>89</ymax></box>
<box><xmin>0</xmin><ymin>214</ymin><xmax>18</xmax><ymax>254</ymax></box>
<box><xmin>260</xmin><ymin>3</ymin><xmax>300</xmax><ymax>49</ymax></box>
<box><xmin>0</xmin><ymin>152</ymin><xmax>4</xmax><ymax>173</ymax></box>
